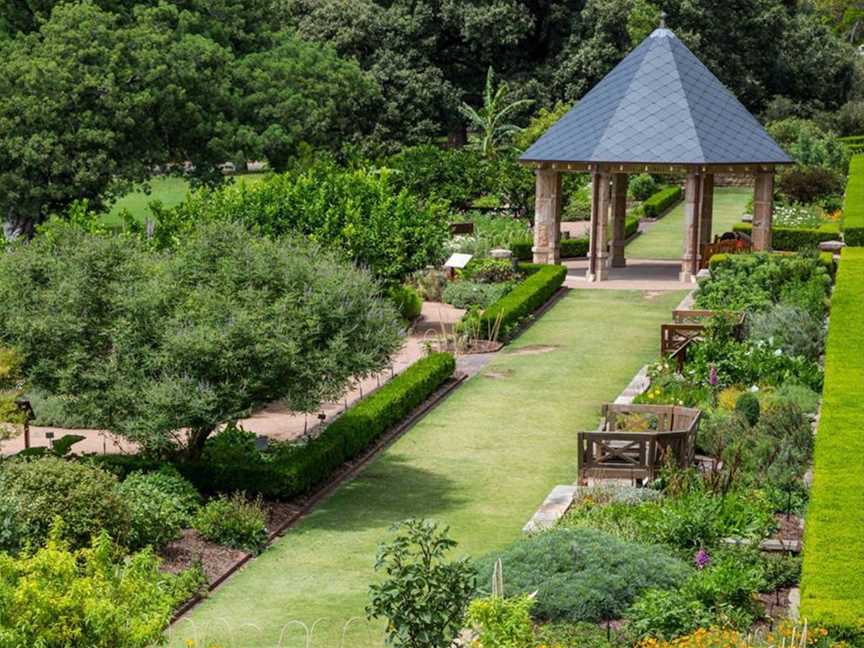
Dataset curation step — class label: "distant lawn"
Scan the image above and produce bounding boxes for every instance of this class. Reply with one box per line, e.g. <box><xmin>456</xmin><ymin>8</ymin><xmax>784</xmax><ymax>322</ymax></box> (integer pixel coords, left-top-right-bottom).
<box><xmin>626</xmin><ymin>187</ymin><xmax>750</xmax><ymax>260</ymax></box>
<box><xmin>104</xmin><ymin>173</ymin><xmax>268</xmax><ymax>227</ymax></box>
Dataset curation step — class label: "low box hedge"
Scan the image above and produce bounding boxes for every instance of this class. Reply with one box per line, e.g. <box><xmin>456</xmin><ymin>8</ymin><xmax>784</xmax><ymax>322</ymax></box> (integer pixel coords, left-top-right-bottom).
<box><xmin>509</xmin><ymin>216</ymin><xmax>639</xmax><ymax>261</ymax></box>
<box><xmin>708</xmin><ymin>251</ymin><xmax>837</xmax><ymax>278</ymax></box>
<box><xmin>732</xmin><ymin>222</ymin><xmax>841</xmax><ymax>250</ymax></box>
<box><xmin>843</xmin><ymin>155</ymin><xmax>864</xmax><ymax>246</ymax></box>
<box><xmin>800</xmin><ymin>248</ymin><xmax>864</xmax><ymax>637</ymax></box>
<box><xmin>642</xmin><ymin>185</ymin><xmax>683</xmax><ymax>218</ymax></box>
<box><xmin>92</xmin><ymin>353</ymin><xmax>456</xmax><ymax>500</ymax></box>
<box><xmin>472</xmin><ymin>263</ymin><xmax>567</xmax><ymax>338</ymax></box>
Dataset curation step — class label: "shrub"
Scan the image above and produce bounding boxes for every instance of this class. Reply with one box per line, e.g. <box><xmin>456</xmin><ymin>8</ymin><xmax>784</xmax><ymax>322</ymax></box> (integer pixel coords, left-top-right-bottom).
<box><xmin>801</xmin><ymin>248</ymin><xmax>864</xmax><ymax>630</ymax></box>
<box><xmin>462</xmin><ymin>258</ymin><xmax>518</xmax><ymax>284</ymax></box>
<box><xmin>389</xmin><ymin>284</ymin><xmax>423</xmax><ymax>321</ymax></box>
<box><xmin>0</xmin><ymin>457</ymin><xmax>129</xmax><ymax>550</ymax></box>
<box><xmin>765</xmin><ymin>383</ymin><xmax>821</xmax><ymax>414</ymax></box>
<box><xmin>386</xmin><ymin>145</ymin><xmax>489</xmax><ymax>209</ymax></box>
<box><xmin>843</xmin><ymin>155</ymin><xmax>864</xmax><ymax>246</ymax></box>
<box><xmin>117</xmin><ymin>471</ymin><xmax>194</xmax><ymax>550</ymax></box>
<box><xmin>443</xmin><ymin>281</ymin><xmax>513</xmax><ymax>309</ymax></box>
<box><xmin>734</xmin><ymin>392</ymin><xmax>761</xmax><ymax>426</ymax></box>
<box><xmin>0</xmin><ymin>524</ymin><xmax>175</xmax><ymax>647</ymax></box>
<box><xmin>473</xmin><ymin>528</ymin><xmax>689</xmax><ymax>623</ymax></box>
<box><xmin>642</xmin><ymin>186</ymin><xmax>683</xmax><ymax>218</ymax></box>
<box><xmin>193</xmin><ymin>493</ymin><xmax>268</xmax><ymax>553</ymax></box>
<box><xmin>534</xmin><ymin>622</ymin><xmax>622</xmax><ymax>648</ymax></box>
<box><xmin>625</xmin><ymin>589</ymin><xmax>712</xmax><ymax>640</ymax></box>
<box><xmin>465</xmin><ymin>594</ymin><xmax>534</xmax><ymax>648</ymax></box>
<box><xmin>748</xmin><ymin>303</ymin><xmax>826</xmax><ymax>361</ymax></box>
<box><xmin>469</xmin><ymin>263</ymin><xmax>567</xmax><ymax>339</ymax></box>
<box><xmin>732</xmin><ymin>222</ymin><xmax>840</xmax><ymax>250</ymax></box>
<box><xmin>411</xmin><ymin>268</ymin><xmax>449</xmax><ymax>302</ymax></box>
<box><xmin>629</xmin><ymin>174</ymin><xmax>658</xmax><ymax>201</ymax></box>
<box><xmin>778</xmin><ymin>166</ymin><xmax>844</xmax><ymax>204</ymax></box>
<box><xmin>367</xmin><ymin>519</ymin><xmax>476</xmax><ymax>648</ymax></box>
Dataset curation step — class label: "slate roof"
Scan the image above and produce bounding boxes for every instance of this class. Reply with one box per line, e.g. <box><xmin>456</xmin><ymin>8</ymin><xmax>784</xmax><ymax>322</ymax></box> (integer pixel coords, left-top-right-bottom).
<box><xmin>521</xmin><ymin>27</ymin><xmax>792</xmax><ymax>166</ymax></box>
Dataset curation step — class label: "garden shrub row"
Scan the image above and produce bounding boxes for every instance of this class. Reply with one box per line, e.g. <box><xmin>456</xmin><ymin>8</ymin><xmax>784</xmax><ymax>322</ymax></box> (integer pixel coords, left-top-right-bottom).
<box><xmin>509</xmin><ymin>215</ymin><xmax>639</xmax><ymax>261</ymax></box>
<box><xmin>843</xmin><ymin>155</ymin><xmax>864</xmax><ymax>246</ymax></box>
<box><xmin>800</xmin><ymin>247</ymin><xmax>864</xmax><ymax>636</ymax></box>
<box><xmin>708</xmin><ymin>251</ymin><xmax>837</xmax><ymax>278</ymax></box>
<box><xmin>96</xmin><ymin>353</ymin><xmax>455</xmax><ymax>499</ymax></box>
<box><xmin>641</xmin><ymin>185</ymin><xmax>683</xmax><ymax>218</ymax></box>
<box><xmin>473</xmin><ymin>263</ymin><xmax>567</xmax><ymax>337</ymax></box>
<box><xmin>732</xmin><ymin>222</ymin><xmax>840</xmax><ymax>250</ymax></box>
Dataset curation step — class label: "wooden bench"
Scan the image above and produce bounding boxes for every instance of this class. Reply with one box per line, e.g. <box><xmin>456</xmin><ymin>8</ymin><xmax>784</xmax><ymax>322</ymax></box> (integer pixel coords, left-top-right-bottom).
<box><xmin>577</xmin><ymin>404</ymin><xmax>701</xmax><ymax>483</ymax></box>
<box><xmin>661</xmin><ymin>309</ymin><xmax>745</xmax><ymax>370</ymax></box>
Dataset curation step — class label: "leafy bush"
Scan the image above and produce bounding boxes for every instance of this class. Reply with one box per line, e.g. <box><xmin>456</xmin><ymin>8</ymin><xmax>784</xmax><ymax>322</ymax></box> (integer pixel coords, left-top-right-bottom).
<box><xmin>468</xmin><ymin>263</ymin><xmax>567</xmax><ymax>339</ymax></box>
<box><xmin>386</xmin><ymin>145</ymin><xmax>489</xmax><ymax>209</ymax></box>
<box><xmin>443</xmin><ymin>281</ymin><xmax>513</xmax><ymax>309</ymax></box>
<box><xmin>161</xmin><ymin>163</ymin><xmax>449</xmax><ymax>284</ymax></box>
<box><xmin>767</xmin><ymin>118</ymin><xmax>850</xmax><ymax>175</ymax></box>
<box><xmin>0</xmin><ymin>457</ymin><xmax>129</xmax><ymax>550</ymax></box>
<box><xmin>448</xmin><ymin>212</ymin><xmax>532</xmax><ymax>259</ymax></box>
<box><xmin>367</xmin><ymin>519</ymin><xmax>476</xmax><ymax>648</ymax></box>
<box><xmin>411</xmin><ymin>268</ymin><xmax>449</xmax><ymax>302</ymax></box>
<box><xmin>801</xmin><ymin>248</ymin><xmax>864</xmax><ymax>630</ymax></box>
<box><xmin>642</xmin><ymin>186</ymin><xmax>683</xmax><ymax>218</ymax></box>
<box><xmin>117</xmin><ymin>471</ymin><xmax>194</xmax><ymax>550</ymax></box>
<box><xmin>778</xmin><ymin>166</ymin><xmax>844</xmax><ymax>204</ymax></box>
<box><xmin>533</xmin><ymin>622</ymin><xmax>622</xmax><ymax>648</ymax></box>
<box><xmin>193</xmin><ymin>493</ymin><xmax>268</xmax><ymax>553</ymax></box>
<box><xmin>843</xmin><ymin>155</ymin><xmax>864</xmax><ymax>246</ymax></box>
<box><xmin>732</xmin><ymin>222</ymin><xmax>840</xmax><ymax>250</ymax></box>
<box><xmin>466</xmin><ymin>594</ymin><xmax>534</xmax><ymax>648</ymax></box>
<box><xmin>629</xmin><ymin>174</ymin><xmax>658</xmax><ymax>201</ymax></box>
<box><xmin>461</xmin><ymin>258</ymin><xmax>518</xmax><ymax>284</ymax></box>
<box><xmin>748</xmin><ymin>303</ymin><xmax>825</xmax><ymax>361</ymax></box>
<box><xmin>765</xmin><ymin>383</ymin><xmax>821</xmax><ymax>414</ymax></box>
<box><xmin>0</xmin><ymin>524</ymin><xmax>175</xmax><ymax>648</ymax></box>
<box><xmin>473</xmin><ymin>528</ymin><xmax>689</xmax><ymax>623</ymax></box>
<box><xmin>389</xmin><ymin>284</ymin><xmax>423</xmax><ymax>321</ymax></box>
<box><xmin>734</xmin><ymin>392</ymin><xmax>761</xmax><ymax>426</ymax></box>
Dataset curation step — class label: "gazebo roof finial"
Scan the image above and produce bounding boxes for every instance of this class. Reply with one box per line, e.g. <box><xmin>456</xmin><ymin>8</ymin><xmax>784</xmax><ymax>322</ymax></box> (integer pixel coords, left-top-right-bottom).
<box><xmin>659</xmin><ymin>10</ymin><xmax>667</xmax><ymax>29</ymax></box>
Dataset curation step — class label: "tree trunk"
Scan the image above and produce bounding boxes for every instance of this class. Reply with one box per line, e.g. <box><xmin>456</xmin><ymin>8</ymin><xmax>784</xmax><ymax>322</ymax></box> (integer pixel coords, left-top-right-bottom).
<box><xmin>4</xmin><ymin>207</ymin><xmax>36</xmax><ymax>240</ymax></box>
<box><xmin>447</xmin><ymin>123</ymin><xmax>467</xmax><ymax>149</ymax></box>
<box><xmin>186</xmin><ymin>426</ymin><xmax>214</xmax><ymax>461</ymax></box>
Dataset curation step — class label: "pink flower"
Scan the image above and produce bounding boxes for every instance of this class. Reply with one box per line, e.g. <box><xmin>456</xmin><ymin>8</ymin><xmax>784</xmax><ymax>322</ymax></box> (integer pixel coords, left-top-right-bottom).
<box><xmin>694</xmin><ymin>547</ymin><xmax>710</xmax><ymax>570</ymax></box>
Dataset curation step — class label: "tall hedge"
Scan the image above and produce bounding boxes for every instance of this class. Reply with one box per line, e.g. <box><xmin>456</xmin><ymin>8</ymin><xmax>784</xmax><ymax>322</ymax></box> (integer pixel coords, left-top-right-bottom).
<box><xmin>733</xmin><ymin>222</ymin><xmax>840</xmax><ymax>250</ymax></box>
<box><xmin>800</xmin><ymin>248</ymin><xmax>864</xmax><ymax>635</ymax></box>
<box><xmin>843</xmin><ymin>155</ymin><xmax>864</xmax><ymax>246</ymax></box>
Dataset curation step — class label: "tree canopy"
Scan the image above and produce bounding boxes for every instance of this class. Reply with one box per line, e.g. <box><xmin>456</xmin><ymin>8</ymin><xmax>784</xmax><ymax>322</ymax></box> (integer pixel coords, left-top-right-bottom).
<box><xmin>0</xmin><ymin>222</ymin><xmax>403</xmax><ymax>455</ymax></box>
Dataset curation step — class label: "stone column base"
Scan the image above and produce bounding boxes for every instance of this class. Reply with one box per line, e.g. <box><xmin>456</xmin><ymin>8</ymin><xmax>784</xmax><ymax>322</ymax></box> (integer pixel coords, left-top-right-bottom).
<box><xmin>679</xmin><ymin>270</ymin><xmax>696</xmax><ymax>283</ymax></box>
<box><xmin>532</xmin><ymin>246</ymin><xmax>560</xmax><ymax>265</ymax></box>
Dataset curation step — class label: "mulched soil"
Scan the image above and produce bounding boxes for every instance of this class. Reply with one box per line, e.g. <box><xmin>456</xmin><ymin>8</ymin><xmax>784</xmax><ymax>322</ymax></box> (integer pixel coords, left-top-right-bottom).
<box><xmin>758</xmin><ymin>588</ymin><xmax>793</xmax><ymax>620</ymax></box>
<box><xmin>161</xmin><ymin>529</ymin><xmax>248</xmax><ymax>583</ymax></box>
<box><xmin>770</xmin><ymin>513</ymin><xmax>804</xmax><ymax>545</ymax></box>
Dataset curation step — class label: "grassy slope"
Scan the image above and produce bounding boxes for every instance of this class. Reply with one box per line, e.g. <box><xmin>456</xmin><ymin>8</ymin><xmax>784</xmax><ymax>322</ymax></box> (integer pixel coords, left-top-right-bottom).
<box><xmin>171</xmin><ymin>288</ymin><xmax>685</xmax><ymax>648</ymax></box>
<box><xmin>104</xmin><ymin>173</ymin><xmax>267</xmax><ymax>226</ymax></box>
<box><xmin>626</xmin><ymin>187</ymin><xmax>750</xmax><ymax>260</ymax></box>
<box><xmin>800</xmin><ymin>247</ymin><xmax>864</xmax><ymax>628</ymax></box>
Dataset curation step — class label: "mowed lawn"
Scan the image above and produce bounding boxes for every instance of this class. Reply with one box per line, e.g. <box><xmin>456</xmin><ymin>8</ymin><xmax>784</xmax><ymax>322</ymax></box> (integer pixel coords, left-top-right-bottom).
<box><xmin>104</xmin><ymin>173</ymin><xmax>268</xmax><ymax>227</ymax></box>
<box><xmin>171</xmin><ymin>288</ymin><xmax>686</xmax><ymax>648</ymax></box>
<box><xmin>626</xmin><ymin>187</ymin><xmax>750</xmax><ymax>260</ymax></box>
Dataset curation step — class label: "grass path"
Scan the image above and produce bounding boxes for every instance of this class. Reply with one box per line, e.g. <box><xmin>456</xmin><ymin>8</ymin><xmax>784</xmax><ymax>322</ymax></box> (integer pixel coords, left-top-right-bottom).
<box><xmin>626</xmin><ymin>187</ymin><xmax>750</xmax><ymax>260</ymax></box>
<box><xmin>171</xmin><ymin>289</ymin><xmax>686</xmax><ymax>648</ymax></box>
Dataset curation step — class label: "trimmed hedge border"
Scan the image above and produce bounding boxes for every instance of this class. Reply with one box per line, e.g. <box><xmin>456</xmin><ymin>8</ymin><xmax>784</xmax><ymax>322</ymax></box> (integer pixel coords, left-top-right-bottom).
<box><xmin>510</xmin><ymin>216</ymin><xmax>640</xmax><ymax>262</ymax></box>
<box><xmin>843</xmin><ymin>155</ymin><xmax>864</xmax><ymax>246</ymax></box>
<box><xmin>642</xmin><ymin>185</ymin><xmax>683</xmax><ymax>218</ymax></box>
<box><xmin>95</xmin><ymin>353</ymin><xmax>456</xmax><ymax>500</ymax></box>
<box><xmin>475</xmin><ymin>262</ymin><xmax>567</xmax><ymax>337</ymax></box>
<box><xmin>708</xmin><ymin>251</ymin><xmax>837</xmax><ymax>277</ymax></box>
<box><xmin>732</xmin><ymin>222</ymin><xmax>840</xmax><ymax>250</ymax></box>
<box><xmin>800</xmin><ymin>248</ymin><xmax>864</xmax><ymax>638</ymax></box>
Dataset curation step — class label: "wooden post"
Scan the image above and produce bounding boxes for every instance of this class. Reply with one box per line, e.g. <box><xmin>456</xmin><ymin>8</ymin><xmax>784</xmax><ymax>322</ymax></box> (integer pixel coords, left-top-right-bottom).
<box><xmin>586</xmin><ymin>171</ymin><xmax>611</xmax><ymax>281</ymax></box>
<box><xmin>610</xmin><ymin>173</ymin><xmax>628</xmax><ymax>268</ymax></box>
<box><xmin>532</xmin><ymin>169</ymin><xmax>562</xmax><ymax>264</ymax></box>
<box><xmin>752</xmin><ymin>172</ymin><xmax>774</xmax><ymax>251</ymax></box>
<box><xmin>680</xmin><ymin>171</ymin><xmax>702</xmax><ymax>282</ymax></box>
<box><xmin>699</xmin><ymin>174</ymin><xmax>714</xmax><ymax>248</ymax></box>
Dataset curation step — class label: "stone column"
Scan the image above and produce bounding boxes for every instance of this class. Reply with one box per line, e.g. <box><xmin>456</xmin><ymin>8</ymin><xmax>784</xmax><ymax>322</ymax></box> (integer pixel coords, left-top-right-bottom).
<box><xmin>752</xmin><ymin>172</ymin><xmax>774</xmax><ymax>252</ymax></box>
<box><xmin>680</xmin><ymin>171</ymin><xmax>703</xmax><ymax>282</ymax></box>
<box><xmin>532</xmin><ymin>169</ymin><xmax>562</xmax><ymax>265</ymax></box>
<box><xmin>610</xmin><ymin>173</ymin><xmax>628</xmax><ymax>268</ymax></box>
<box><xmin>586</xmin><ymin>171</ymin><xmax>611</xmax><ymax>282</ymax></box>
<box><xmin>699</xmin><ymin>173</ymin><xmax>715</xmax><ymax>248</ymax></box>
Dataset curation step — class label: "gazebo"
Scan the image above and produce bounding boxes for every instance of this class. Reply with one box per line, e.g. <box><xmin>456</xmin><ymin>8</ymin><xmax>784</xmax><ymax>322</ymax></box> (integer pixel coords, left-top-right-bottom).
<box><xmin>520</xmin><ymin>20</ymin><xmax>793</xmax><ymax>282</ymax></box>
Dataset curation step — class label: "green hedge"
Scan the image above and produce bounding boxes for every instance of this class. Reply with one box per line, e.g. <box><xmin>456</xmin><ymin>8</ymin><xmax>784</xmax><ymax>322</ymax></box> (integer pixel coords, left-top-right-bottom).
<box><xmin>473</xmin><ymin>263</ymin><xmax>567</xmax><ymax>338</ymax></box>
<box><xmin>509</xmin><ymin>216</ymin><xmax>639</xmax><ymax>261</ymax></box>
<box><xmin>93</xmin><ymin>353</ymin><xmax>455</xmax><ymax>500</ymax></box>
<box><xmin>708</xmin><ymin>251</ymin><xmax>837</xmax><ymax>277</ymax></box>
<box><xmin>732</xmin><ymin>222</ymin><xmax>841</xmax><ymax>250</ymax></box>
<box><xmin>642</xmin><ymin>185</ymin><xmax>683</xmax><ymax>218</ymax></box>
<box><xmin>843</xmin><ymin>155</ymin><xmax>864</xmax><ymax>246</ymax></box>
<box><xmin>800</xmin><ymin>248</ymin><xmax>864</xmax><ymax>636</ymax></box>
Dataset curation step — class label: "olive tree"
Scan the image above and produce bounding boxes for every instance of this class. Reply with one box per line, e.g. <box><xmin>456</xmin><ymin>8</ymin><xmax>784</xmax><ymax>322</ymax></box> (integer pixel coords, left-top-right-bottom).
<box><xmin>0</xmin><ymin>222</ymin><xmax>403</xmax><ymax>456</ymax></box>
